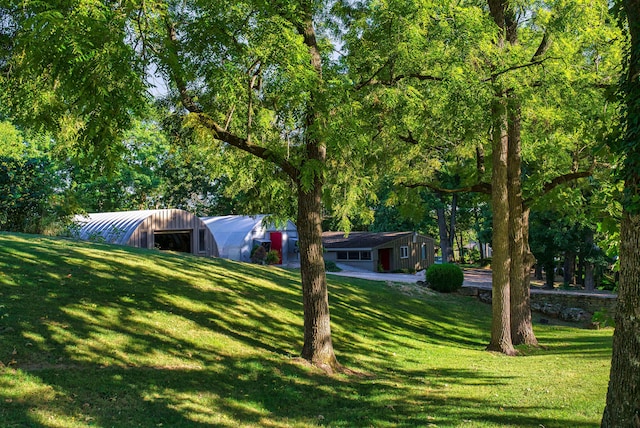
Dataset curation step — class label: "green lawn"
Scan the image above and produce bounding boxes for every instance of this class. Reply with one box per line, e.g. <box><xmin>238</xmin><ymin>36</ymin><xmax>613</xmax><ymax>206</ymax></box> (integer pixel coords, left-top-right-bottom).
<box><xmin>0</xmin><ymin>232</ymin><xmax>612</xmax><ymax>427</ymax></box>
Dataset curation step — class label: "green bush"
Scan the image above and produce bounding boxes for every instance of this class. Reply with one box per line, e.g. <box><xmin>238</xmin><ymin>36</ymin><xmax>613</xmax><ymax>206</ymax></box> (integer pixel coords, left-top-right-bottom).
<box><xmin>426</xmin><ymin>263</ymin><xmax>464</xmax><ymax>293</ymax></box>
<box><xmin>325</xmin><ymin>260</ymin><xmax>341</xmax><ymax>272</ymax></box>
<box><xmin>592</xmin><ymin>310</ymin><xmax>615</xmax><ymax>329</ymax></box>
<box><xmin>265</xmin><ymin>250</ymin><xmax>280</xmax><ymax>265</ymax></box>
<box><xmin>250</xmin><ymin>245</ymin><xmax>267</xmax><ymax>264</ymax></box>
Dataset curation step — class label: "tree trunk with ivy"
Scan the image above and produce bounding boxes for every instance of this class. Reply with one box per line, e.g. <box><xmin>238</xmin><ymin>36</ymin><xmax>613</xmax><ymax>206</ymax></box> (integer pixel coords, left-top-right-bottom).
<box><xmin>601</xmin><ymin>0</ymin><xmax>640</xmax><ymax>424</ymax></box>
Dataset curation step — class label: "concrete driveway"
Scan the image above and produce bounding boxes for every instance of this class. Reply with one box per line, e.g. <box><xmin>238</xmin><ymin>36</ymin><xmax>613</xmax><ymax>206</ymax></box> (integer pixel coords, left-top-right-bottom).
<box><xmin>327</xmin><ymin>270</ymin><xmax>426</xmax><ymax>283</ymax></box>
<box><xmin>326</xmin><ymin>265</ymin><xmax>493</xmax><ymax>287</ymax></box>
<box><xmin>326</xmin><ymin>263</ymin><xmax>426</xmax><ymax>283</ymax></box>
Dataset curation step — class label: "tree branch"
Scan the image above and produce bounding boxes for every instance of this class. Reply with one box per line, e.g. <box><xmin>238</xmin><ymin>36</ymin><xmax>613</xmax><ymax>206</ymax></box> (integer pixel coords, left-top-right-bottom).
<box><xmin>398</xmin><ymin>131</ymin><xmax>420</xmax><ymax>145</ymax></box>
<box><xmin>358</xmin><ymin>72</ymin><xmax>444</xmax><ymax>88</ymax></box>
<box><xmin>531</xmin><ymin>32</ymin><xmax>552</xmax><ymax>61</ymax></box>
<box><xmin>354</xmin><ymin>56</ymin><xmax>395</xmax><ymax>90</ymax></box>
<box><xmin>164</xmin><ymin>18</ymin><xmax>203</xmax><ymax>114</ymax></box>
<box><xmin>485</xmin><ymin>56</ymin><xmax>558</xmax><ymax>82</ymax></box>
<box><xmin>163</xmin><ymin>18</ymin><xmax>299</xmax><ymax>181</ymax></box>
<box><xmin>196</xmin><ymin>114</ymin><xmax>300</xmax><ymax>180</ymax></box>
<box><xmin>401</xmin><ymin>181</ymin><xmax>492</xmax><ymax>195</ymax></box>
<box><xmin>523</xmin><ymin>169</ymin><xmax>593</xmax><ymax>206</ymax></box>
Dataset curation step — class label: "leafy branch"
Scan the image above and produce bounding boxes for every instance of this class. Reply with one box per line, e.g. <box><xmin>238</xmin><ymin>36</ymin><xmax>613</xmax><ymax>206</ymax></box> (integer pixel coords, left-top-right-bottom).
<box><xmin>400</xmin><ymin>169</ymin><xmax>593</xmax><ymax>202</ymax></box>
<box><xmin>162</xmin><ymin>17</ymin><xmax>299</xmax><ymax>181</ymax></box>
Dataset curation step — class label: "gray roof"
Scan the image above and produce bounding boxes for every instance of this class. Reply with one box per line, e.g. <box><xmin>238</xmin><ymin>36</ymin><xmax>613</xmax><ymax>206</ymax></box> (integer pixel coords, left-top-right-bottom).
<box><xmin>73</xmin><ymin>210</ymin><xmax>163</xmax><ymax>245</ymax></box>
<box><xmin>322</xmin><ymin>231</ymin><xmax>416</xmax><ymax>249</ymax></box>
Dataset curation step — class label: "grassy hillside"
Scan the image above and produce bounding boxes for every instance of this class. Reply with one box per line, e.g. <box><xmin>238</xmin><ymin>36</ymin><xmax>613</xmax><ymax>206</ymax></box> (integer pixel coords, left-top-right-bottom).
<box><xmin>0</xmin><ymin>232</ymin><xmax>613</xmax><ymax>427</ymax></box>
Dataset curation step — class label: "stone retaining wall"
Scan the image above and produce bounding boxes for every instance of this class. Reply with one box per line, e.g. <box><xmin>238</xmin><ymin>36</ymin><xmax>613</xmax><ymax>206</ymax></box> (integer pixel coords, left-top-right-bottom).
<box><xmin>460</xmin><ymin>286</ymin><xmax>617</xmax><ymax>323</ymax></box>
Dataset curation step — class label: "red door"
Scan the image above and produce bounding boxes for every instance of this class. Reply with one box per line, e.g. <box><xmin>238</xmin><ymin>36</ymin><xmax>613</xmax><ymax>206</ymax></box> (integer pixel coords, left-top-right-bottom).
<box><xmin>379</xmin><ymin>248</ymin><xmax>391</xmax><ymax>272</ymax></box>
<box><xmin>270</xmin><ymin>232</ymin><xmax>283</xmax><ymax>264</ymax></box>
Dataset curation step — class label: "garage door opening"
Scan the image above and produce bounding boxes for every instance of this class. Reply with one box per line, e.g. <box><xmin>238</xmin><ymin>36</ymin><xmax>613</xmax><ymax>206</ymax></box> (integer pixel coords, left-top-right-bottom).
<box><xmin>154</xmin><ymin>231</ymin><xmax>192</xmax><ymax>253</ymax></box>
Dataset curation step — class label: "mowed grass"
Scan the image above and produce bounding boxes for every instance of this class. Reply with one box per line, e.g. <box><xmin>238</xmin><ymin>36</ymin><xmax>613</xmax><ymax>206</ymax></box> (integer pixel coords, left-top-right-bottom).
<box><xmin>0</xmin><ymin>233</ymin><xmax>612</xmax><ymax>427</ymax></box>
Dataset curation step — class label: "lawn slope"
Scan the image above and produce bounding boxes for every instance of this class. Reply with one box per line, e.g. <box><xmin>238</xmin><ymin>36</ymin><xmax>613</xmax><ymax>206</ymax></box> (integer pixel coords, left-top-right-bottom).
<box><xmin>0</xmin><ymin>233</ymin><xmax>613</xmax><ymax>427</ymax></box>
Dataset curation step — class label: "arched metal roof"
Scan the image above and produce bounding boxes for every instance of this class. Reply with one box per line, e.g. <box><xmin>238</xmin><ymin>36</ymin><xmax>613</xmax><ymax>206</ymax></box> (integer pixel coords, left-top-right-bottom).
<box><xmin>201</xmin><ymin>215</ymin><xmax>297</xmax><ymax>259</ymax></box>
<box><xmin>73</xmin><ymin>210</ymin><xmax>161</xmax><ymax>245</ymax></box>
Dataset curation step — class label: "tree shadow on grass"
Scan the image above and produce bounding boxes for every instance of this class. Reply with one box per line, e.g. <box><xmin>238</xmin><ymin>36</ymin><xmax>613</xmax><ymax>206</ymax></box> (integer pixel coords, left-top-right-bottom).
<box><xmin>0</xmin><ymin>234</ymin><xmax>607</xmax><ymax>427</ymax></box>
<box><xmin>1</xmin><ymin>357</ymin><xmax>598</xmax><ymax>428</ymax></box>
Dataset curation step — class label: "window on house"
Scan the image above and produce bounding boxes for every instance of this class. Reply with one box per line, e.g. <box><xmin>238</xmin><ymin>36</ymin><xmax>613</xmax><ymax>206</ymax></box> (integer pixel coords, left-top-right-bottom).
<box><xmin>337</xmin><ymin>251</ymin><xmax>371</xmax><ymax>261</ymax></box>
<box><xmin>421</xmin><ymin>243</ymin><xmax>427</xmax><ymax>260</ymax></box>
<box><xmin>348</xmin><ymin>251</ymin><xmax>360</xmax><ymax>260</ymax></box>
<box><xmin>400</xmin><ymin>246</ymin><xmax>409</xmax><ymax>259</ymax></box>
<box><xmin>199</xmin><ymin>229</ymin><xmax>206</xmax><ymax>252</ymax></box>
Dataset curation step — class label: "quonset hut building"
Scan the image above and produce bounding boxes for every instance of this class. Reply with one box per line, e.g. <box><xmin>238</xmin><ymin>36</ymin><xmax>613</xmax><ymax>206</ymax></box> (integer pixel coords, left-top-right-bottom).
<box><xmin>201</xmin><ymin>215</ymin><xmax>298</xmax><ymax>265</ymax></box>
<box><xmin>73</xmin><ymin>209</ymin><xmax>219</xmax><ymax>257</ymax></box>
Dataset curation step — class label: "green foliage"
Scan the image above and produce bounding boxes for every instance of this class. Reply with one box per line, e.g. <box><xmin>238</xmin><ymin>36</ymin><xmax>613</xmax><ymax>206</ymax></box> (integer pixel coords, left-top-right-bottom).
<box><xmin>345</xmin><ymin>0</ymin><xmax>622</xmax><ymax>258</ymax></box>
<box><xmin>592</xmin><ymin>310</ymin><xmax>616</xmax><ymax>329</ymax></box>
<box><xmin>426</xmin><ymin>263</ymin><xmax>464</xmax><ymax>293</ymax></box>
<box><xmin>250</xmin><ymin>245</ymin><xmax>267</xmax><ymax>264</ymax></box>
<box><xmin>265</xmin><ymin>249</ymin><xmax>280</xmax><ymax>265</ymax></box>
<box><xmin>0</xmin><ymin>0</ymin><xmax>149</xmax><ymax>168</ymax></box>
<box><xmin>0</xmin><ymin>0</ymin><xmax>381</xmax><ymax>231</ymax></box>
<box><xmin>0</xmin><ymin>156</ymin><xmax>68</xmax><ymax>234</ymax></box>
<box><xmin>324</xmin><ymin>260</ymin><xmax>341</xmax><ymax>272</ymax></box>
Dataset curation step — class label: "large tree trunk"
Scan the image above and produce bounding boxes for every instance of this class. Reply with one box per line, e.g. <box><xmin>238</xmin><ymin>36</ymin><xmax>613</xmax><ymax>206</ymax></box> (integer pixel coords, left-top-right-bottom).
<box><xmin>601</xmin><ymin>214</ymin><xmax>640</xmax><ymax>427</ymax></box>
<box><xmin>511</xmin><ymin>203</ymin><xmax>538</xmax><ymax>345</ymax></box>
<box><xmin>486</xmin><ymin>0</ymin><xmax>516</xmax><ymax>355</ymax></box>
<box><xmin>487</xmin><ymin>96</ymin><xmax>516</xmax><ymax>355</ymax></box>
<box><xmin>602</xmin><ymin>1</ymin><xmax>640</xmax><ymax>423</ymax></box>
<box><xmin>295</xmin><ymin>14</ymin><xmax>339</xmax><ymax>372</ymax></box>
<box><xmin>297</xmin><ymin>181</ymin><xmax>339</xmax><ymax>372</ymax></box>
<box><xmin>507</xmin><ymin>94</ymin><xmax>537</xmax><ymax>346</ymax></box>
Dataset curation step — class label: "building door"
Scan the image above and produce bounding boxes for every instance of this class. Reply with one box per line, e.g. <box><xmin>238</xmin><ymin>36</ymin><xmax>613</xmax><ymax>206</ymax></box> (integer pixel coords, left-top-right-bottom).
<box><xmin>379</xmin><ymin>248</ymin><xmax>391</xmax><ymax>272</ymax></box>
<box><xmin>154</xmin><ymin>231</ymin><xmax>192</xmax><ymax>253</ymax></box>
<box><xmin>270</xmin><ymin>232</ymin><xmax>283</xmax><ymax>264</ymax></box>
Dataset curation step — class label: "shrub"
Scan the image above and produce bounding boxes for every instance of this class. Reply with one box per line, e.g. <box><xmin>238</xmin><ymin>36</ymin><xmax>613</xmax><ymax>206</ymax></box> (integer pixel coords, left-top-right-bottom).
<box><xmin>265</xmin><ymin>250</ymin><xmax>280</xmax><ymax>265</ymax></box>
<box><xmin>426</xmin><ymin>263</ymin><xmax>464</xmax><ymax>293</ymax></box>
<box><xmin>250</xmin><ymin>245</ymin><xmax>267</xmax><ymax>264</ymax></box>
<box><xmin>325</xmin><ymin>260</ymin><xmax>341</xmax><ymax>272</ymax></box>
<box><xmin>591</xmin><ymin>310</ymin><xmax>615</xmax><ymax>329</ymax></box>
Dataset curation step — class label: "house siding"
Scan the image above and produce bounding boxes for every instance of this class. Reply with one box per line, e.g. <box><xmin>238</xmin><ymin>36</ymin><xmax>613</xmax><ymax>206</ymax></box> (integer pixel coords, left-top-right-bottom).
<box><xmin>130</xmin><ymin>210</ymin><xmax>217</xmax><ymax>256</ymax></box>
<box><xmin>74</xmin><ymin>209</ymin><xmax>218</xmax><ymax>257</ymax></box>
<box><xmin>323</xmin><ymin>232</ymin><xmax>435</xmax><ymax>272</ymax></box>
<box><xmin>374</xmin><ymin>234</ymin><xmax>435</xmax><ymax>272</ymax></box>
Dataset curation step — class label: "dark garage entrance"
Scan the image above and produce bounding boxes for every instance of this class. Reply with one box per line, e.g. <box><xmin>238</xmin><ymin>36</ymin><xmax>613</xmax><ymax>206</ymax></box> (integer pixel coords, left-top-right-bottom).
<box><xmin>154</xmin><ymin>231</ymin><xmax>192</xmax><ymax>253</ymax></box>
